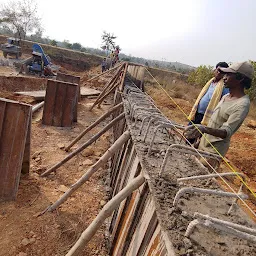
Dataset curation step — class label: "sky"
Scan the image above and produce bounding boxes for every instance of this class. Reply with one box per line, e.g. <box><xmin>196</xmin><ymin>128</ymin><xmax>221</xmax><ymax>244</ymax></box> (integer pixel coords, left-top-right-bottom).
<box><xmin>1</xmin><ymin>0</ymin><xmax>256</xmax><ymax>67</ymax></box>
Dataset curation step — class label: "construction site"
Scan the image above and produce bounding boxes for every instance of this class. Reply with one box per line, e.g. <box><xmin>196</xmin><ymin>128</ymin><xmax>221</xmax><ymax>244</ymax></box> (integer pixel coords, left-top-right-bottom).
<box><xmin>0</xmin><ymin>35</ymin><xmax>256</xmax><ymax>256</ymax></box>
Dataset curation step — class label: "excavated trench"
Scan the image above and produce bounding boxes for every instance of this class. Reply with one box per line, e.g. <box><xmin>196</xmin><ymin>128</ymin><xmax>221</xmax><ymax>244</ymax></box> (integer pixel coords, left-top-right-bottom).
<box><xmin>115</xmin><ymin>80</ymin><xmax>256</xmax><ymax>256</ymax></box>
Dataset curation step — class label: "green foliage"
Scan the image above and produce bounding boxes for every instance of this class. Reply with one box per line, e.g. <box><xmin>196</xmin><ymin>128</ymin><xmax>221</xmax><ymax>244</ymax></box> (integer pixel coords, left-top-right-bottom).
<box><xmin>188</xmin><ymin>65</ymin><xmax>214</xmax><ymax>86</ymax></box>
<box><xmin>247</xmin><ymin>60</ymin><xmax>256</xmax><ymax>101</ymax></box>
<box><xmin>122</xmin><ymin>57</ymin><xmax>130</xmax><ymax>61</ymax></box>
<box><xmin>63</xmin><ymin>40</ymin><xmax>72</xmax><ymax>49</ymax></box>
<box><xmin>50</xmin><ymin>39</ymin><xmax>57</xmax><ymax>46</ymax></box>
<box><xmin>101</xmin><ymin>31</ymin><xmax>117</xmax><ymax>51</ymax></box>
<box><xmin>72</xmin><ymin>42</ymin><xmax>82</xmax><ymax>51</ymax></box>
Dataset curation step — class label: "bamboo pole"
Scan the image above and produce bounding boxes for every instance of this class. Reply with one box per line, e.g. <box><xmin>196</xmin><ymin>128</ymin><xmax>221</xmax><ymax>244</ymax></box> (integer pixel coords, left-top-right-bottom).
<box><xmin>86</xmin><ymin>63</ymin><xmax>122</xmax><ymax>82</ymax></box>
<box><xmin>89</xmin><ymin>64</ymin><xmax>124</xmax><ymax>111</ymax></box>
<box><xmin>66</xmin><ymin>174</ymin><xmax>145</xmax><ymax>256</ymax></box>
<box><xmin>46</xmin><ymin>130</ymin><xmax>131</xmax><ymax>212</ymax></box>
<box><xmin>41</xmin><ymin>112</ymin><xmax>125</xmax><ymax>177</ymax></box>
<box><xmin>119</xmin><ymin>62</ymin><xmax>128</xmax><ymax>91</ymax></box>
<box><xmin>65</xmin><ymin>102</ymin><xmax>123</xmax><ymax>151</ymax></box>
<box><xmin>97</xmin><ymin>80</ymin><xmax>121</xmax><ymax>108</ymax></box>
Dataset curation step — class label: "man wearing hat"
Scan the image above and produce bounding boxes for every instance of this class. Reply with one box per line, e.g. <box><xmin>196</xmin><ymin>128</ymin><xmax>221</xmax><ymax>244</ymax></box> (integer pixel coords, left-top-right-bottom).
<box><xmin>184</xmin><ymin>61</ymin><xmax>254</xmax><ymax>158</ymax></box>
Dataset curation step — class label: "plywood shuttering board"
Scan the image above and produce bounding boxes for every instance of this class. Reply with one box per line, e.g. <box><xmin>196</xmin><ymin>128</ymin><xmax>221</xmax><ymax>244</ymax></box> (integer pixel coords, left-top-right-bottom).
<box><xmin>144</xmin><ymin>225</ymin><xmax>168</xmax><ymax>256</ymax></box>
<box><xmin>56</xmin><ymin>73</ymin><xmax>80</xmax><ymax>122</ymax></box>
<box><xmin>125</xmin><ymin>198</ymin><xmax>160</xmax><ymax>256</ymax></box>
<box><xmin>42</xmin><ymin>80</ymin><xmax>77</xmax><ymax>127</ymax></box>
<box><xmin>110</xmin><ymin>149</ymin><xmax>140</xmax><ymax>241</ymax></box>
<box><xmin>0</xmin><ymin>98</ymin><xmax>31</xmax><ymax>201</ymax></box>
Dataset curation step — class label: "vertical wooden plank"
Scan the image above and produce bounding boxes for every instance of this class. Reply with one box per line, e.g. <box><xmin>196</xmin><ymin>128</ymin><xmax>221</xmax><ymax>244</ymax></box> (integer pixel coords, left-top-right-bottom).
<box><xmin>110</xmin><ymin>156</ymin><xmax>140</xmax><ymax>241</ymax></box>
<box><xmin>62</xmin><ymin>83</ymin><xmax>77</xmax><ymax>127</ymax></box>
<box><xmin>42</xmin><ymin>80</ymin><xmax>57</xmax><ymax>125</ymax></box>
<box><xmin>144</xmin><ymin>225</ymin><xmax>162</xmax><ymax>256</ymax></box>
<box><xmin>0</xmin><ymin>100</ymin><xmax>6</xmax><ymax>139</ymax></box>
<box><xmin>111</xmin><ymin>183</ymin><xmax>148</xmax><ymax>256</ymax></box>
<box><xmin>53</xmin><ymin>82</ymin><xmax>67</xmax><ymax>126</ymax></box>
<box><xmin>0</xmin><ymin>99</ymin><xmax>31</xmax><ymax>201</ymax></box>
<box><xmin>21</xmin><ymin>111</ymin><xmax>32</xmax><ymax>174</ymax></box>
<box><xmin>125</xmin><ymin>197</ymin><xmax>156</xmax><ymax>255</ymax></box>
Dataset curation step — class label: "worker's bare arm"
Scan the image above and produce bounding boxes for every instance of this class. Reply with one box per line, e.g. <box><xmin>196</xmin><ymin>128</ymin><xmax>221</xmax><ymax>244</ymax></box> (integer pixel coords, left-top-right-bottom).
<box><xmin>184</xmin><ymin>125</ymin><xmax>227</xmax><ymax>140</ymax></box>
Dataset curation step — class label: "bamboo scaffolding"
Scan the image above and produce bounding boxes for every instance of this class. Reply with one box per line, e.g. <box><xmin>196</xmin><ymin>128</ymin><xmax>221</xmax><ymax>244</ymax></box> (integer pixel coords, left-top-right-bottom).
<box><xmin>89</xmin><ymin>64</ymin><xmax>124</xmax><ymax>111</ymax></box>
<box><xmin>66</xmin><ymin>174</ymin><xmax>145</xmax><ymax>256</ymax></box>
<box><xmin>41</xmin><ymin>112</ymin><xmax>125</xmax><ymax>177</ymax></box>
<box><xmin>65</xmin><ymin>102</ymin><xmax>123</xmax><ymax>151</ymax></box>
<box><xmin>46</xmin><ymin>131</ymin><xmax>131</xmax><ymax>212</ymax></box>
<box><xmin>86</xmin><ymin>63</ymin><xmax>122</xmax><ymax>82</ymax></box>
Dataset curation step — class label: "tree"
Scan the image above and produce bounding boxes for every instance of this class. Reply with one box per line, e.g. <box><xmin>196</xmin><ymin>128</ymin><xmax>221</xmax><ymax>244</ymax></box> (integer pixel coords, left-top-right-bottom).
<box><xmin>101</xmin><ymin>31</ymin><xmax>117</xmax><ymax>55</ymax></box>
<box><xmin>72</xmin><ymin>42</ymin><xmax>82</xmax><ymax>51</ymax></box>
<box><xmin>188</xmin><ymin>65</ymin><xmax>213</xmax><ymax>86</ymax></box>
<box><xmin>63</xmin><ymin>39</ymin><xmax>72</xmax><ymax>49</ymax></box>
<box><xmin>0</xmin><ymin>0</ymin><xmax>42</xmax><ymax>40</ymax></box>
<box><xmin>50</xmin><ymin>40</ymin><xmax>58</xmax><ymax>46</ymax></box>
<box><xmin>247</xmin><ymin>60</ymin><xmax>256</xmax><ymax>101</ymax></box>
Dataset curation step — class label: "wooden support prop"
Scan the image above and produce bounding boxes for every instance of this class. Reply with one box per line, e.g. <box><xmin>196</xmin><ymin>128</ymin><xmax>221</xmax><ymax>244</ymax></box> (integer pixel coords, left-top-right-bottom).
<box><xmin>65</xmin><ymin>102</ymin><xmax>124</xmax><ymax>151</ymax></box>
<box><xmin>0</xmin><ymin>98</ymin><xmax>32</xmax><ymax>201</ymax></box>
<box><xmin>97</xmin><ymin>81</ymin><xmax>121</xmax><ymax>108</ymax></box>
<box><xmin>46</xmin><ymin>130</ymin><xmax>131</xmax><ymax>212</ymax></box>
<box><xmin>41</xmin><ymin>112</ymin><xmax>125</xmax><ymax>177</ymax></box>
<box><xmin>119</xmin><ymin>62</ymin><xmax>128</xmax><ymax>91</ymax></box>
<box><xmin>89</xmin><ymin>64</ymin><xmax>124</xmax><ymax>111</ymax></box>
<box><xmin>89</xmin><ymin>68</ymin><xmax>122</xmax><ymax>111</ymax></box>
<box><xmin>66</xmin><ymin>174</ymin><xmax>145</xmax><ymax>256</ymax></box>
<box><xmin>86</xmin><ymin>63</ymin><xmax>122</xmax><ymax>82</ymax></box>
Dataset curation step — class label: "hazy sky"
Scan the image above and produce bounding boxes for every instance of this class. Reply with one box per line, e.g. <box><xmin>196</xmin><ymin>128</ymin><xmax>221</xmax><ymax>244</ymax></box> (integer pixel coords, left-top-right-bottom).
<box><xmin>1</xmin><ymin>0</ymin><xmax>256</xmax><ymax>67</ymax></box>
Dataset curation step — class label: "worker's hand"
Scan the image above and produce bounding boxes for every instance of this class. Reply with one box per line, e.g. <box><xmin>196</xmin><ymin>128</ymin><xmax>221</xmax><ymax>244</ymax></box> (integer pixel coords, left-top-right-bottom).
<box><xmin>184</xmin><ymin>124</ymin><xmax>206</xmax><ymax>139</ymax></box>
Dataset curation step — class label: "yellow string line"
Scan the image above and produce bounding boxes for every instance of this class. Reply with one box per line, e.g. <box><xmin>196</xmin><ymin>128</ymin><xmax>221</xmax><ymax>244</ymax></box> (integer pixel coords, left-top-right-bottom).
<box><xmin>126</xmin><ymin>74</ymin><xmax>256</xmax><ymax>217</ymax></box>
<box><xmin>144</xmin><ymin>68</ymin><xmax>256</xmax><ymax>200</ymax></box>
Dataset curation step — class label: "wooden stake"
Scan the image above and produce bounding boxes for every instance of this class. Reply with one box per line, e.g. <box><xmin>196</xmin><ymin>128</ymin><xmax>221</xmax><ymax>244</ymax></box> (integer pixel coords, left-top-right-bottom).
<box><xmin>66</xmin><ymin>174</ymin><xmax>145</xmax><ymax>256</ymax></box>
<box><xmin>65</xmin><ymin>102</ymin><xmax>124</xmax><ymax>151</ymax></box>
<box><xmin>89</xmin><ymin>64</ymin><xmax>124</xmax><ymax>111</ymax></box>
<box><xmin>86</xmin><ymin>63</ymin><xmax>122</xmax><ymax>82</ymax></box>
<box><xmin>47</xmin><ymin>131</ymin><xmax>131</xmax><ymax>212</ymax></box>
<box><xmin>41</xmin><ymin>112</ymin><xmax>125</xmax><ymax>177</ymax></box>
<box><xmin>97</xmin><ymin>80</ymin><xmax>121</xmax><ymax>108</ymax></box>
<box><xmin>119</xmin><ymin>62</ymin><xmax>128</xmax><ymax>91</ymax></box>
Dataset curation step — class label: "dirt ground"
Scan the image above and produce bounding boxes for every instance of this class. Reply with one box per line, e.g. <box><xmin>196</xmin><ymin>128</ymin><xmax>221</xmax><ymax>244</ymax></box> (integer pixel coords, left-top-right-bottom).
<box><xmin>0</xmin><ymin>54</ymin><xmax>113</xmax><ymax>256</ymax></box>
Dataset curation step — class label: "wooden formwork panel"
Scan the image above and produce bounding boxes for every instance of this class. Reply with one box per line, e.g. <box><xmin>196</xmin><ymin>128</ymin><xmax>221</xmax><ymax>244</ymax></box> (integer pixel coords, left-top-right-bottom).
<box><xmin>42</xmin><ymin>79</ymin><xmax>78</xmax><ymax>127</ymax></box>
<box><xmin>0</xmin><ymin>98</ymin><xmax>31</xmax><ymax>201</ymax></box>
<box><xmin>109</xmin><ymin>137</ymin><xmax>168</xmax><ymax>255</ymax></box>
<box><xmin>127</xmin><ymin>64</ymin><xmax>145</xmax><ymax>91</ymax></box>
<box><xmin>56</xmin><ymin>72</ymin><xmax>81</xmax><ymax>122</ymax></box>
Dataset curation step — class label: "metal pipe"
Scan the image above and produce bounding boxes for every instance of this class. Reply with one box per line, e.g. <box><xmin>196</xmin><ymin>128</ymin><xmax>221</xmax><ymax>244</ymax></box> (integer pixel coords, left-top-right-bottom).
<box><xmin>32</xmin><ymin>101</ymin><xmax>44</xmax><ymax>114</ymax></box>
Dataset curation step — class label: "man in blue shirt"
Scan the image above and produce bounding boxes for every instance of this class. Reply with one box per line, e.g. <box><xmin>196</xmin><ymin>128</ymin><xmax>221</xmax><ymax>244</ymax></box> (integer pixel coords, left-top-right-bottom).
<box><xmin>187</xmin><ymin>62</ymin><xmax>229</xmax><ymax>144</ymax></box>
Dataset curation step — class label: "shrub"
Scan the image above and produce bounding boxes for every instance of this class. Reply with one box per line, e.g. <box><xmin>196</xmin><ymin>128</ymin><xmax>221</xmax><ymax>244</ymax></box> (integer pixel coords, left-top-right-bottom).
<box><xmin>187</xmin><ymin>65</ymin><xmax>213</xmax><ymax>87</ymax></box>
